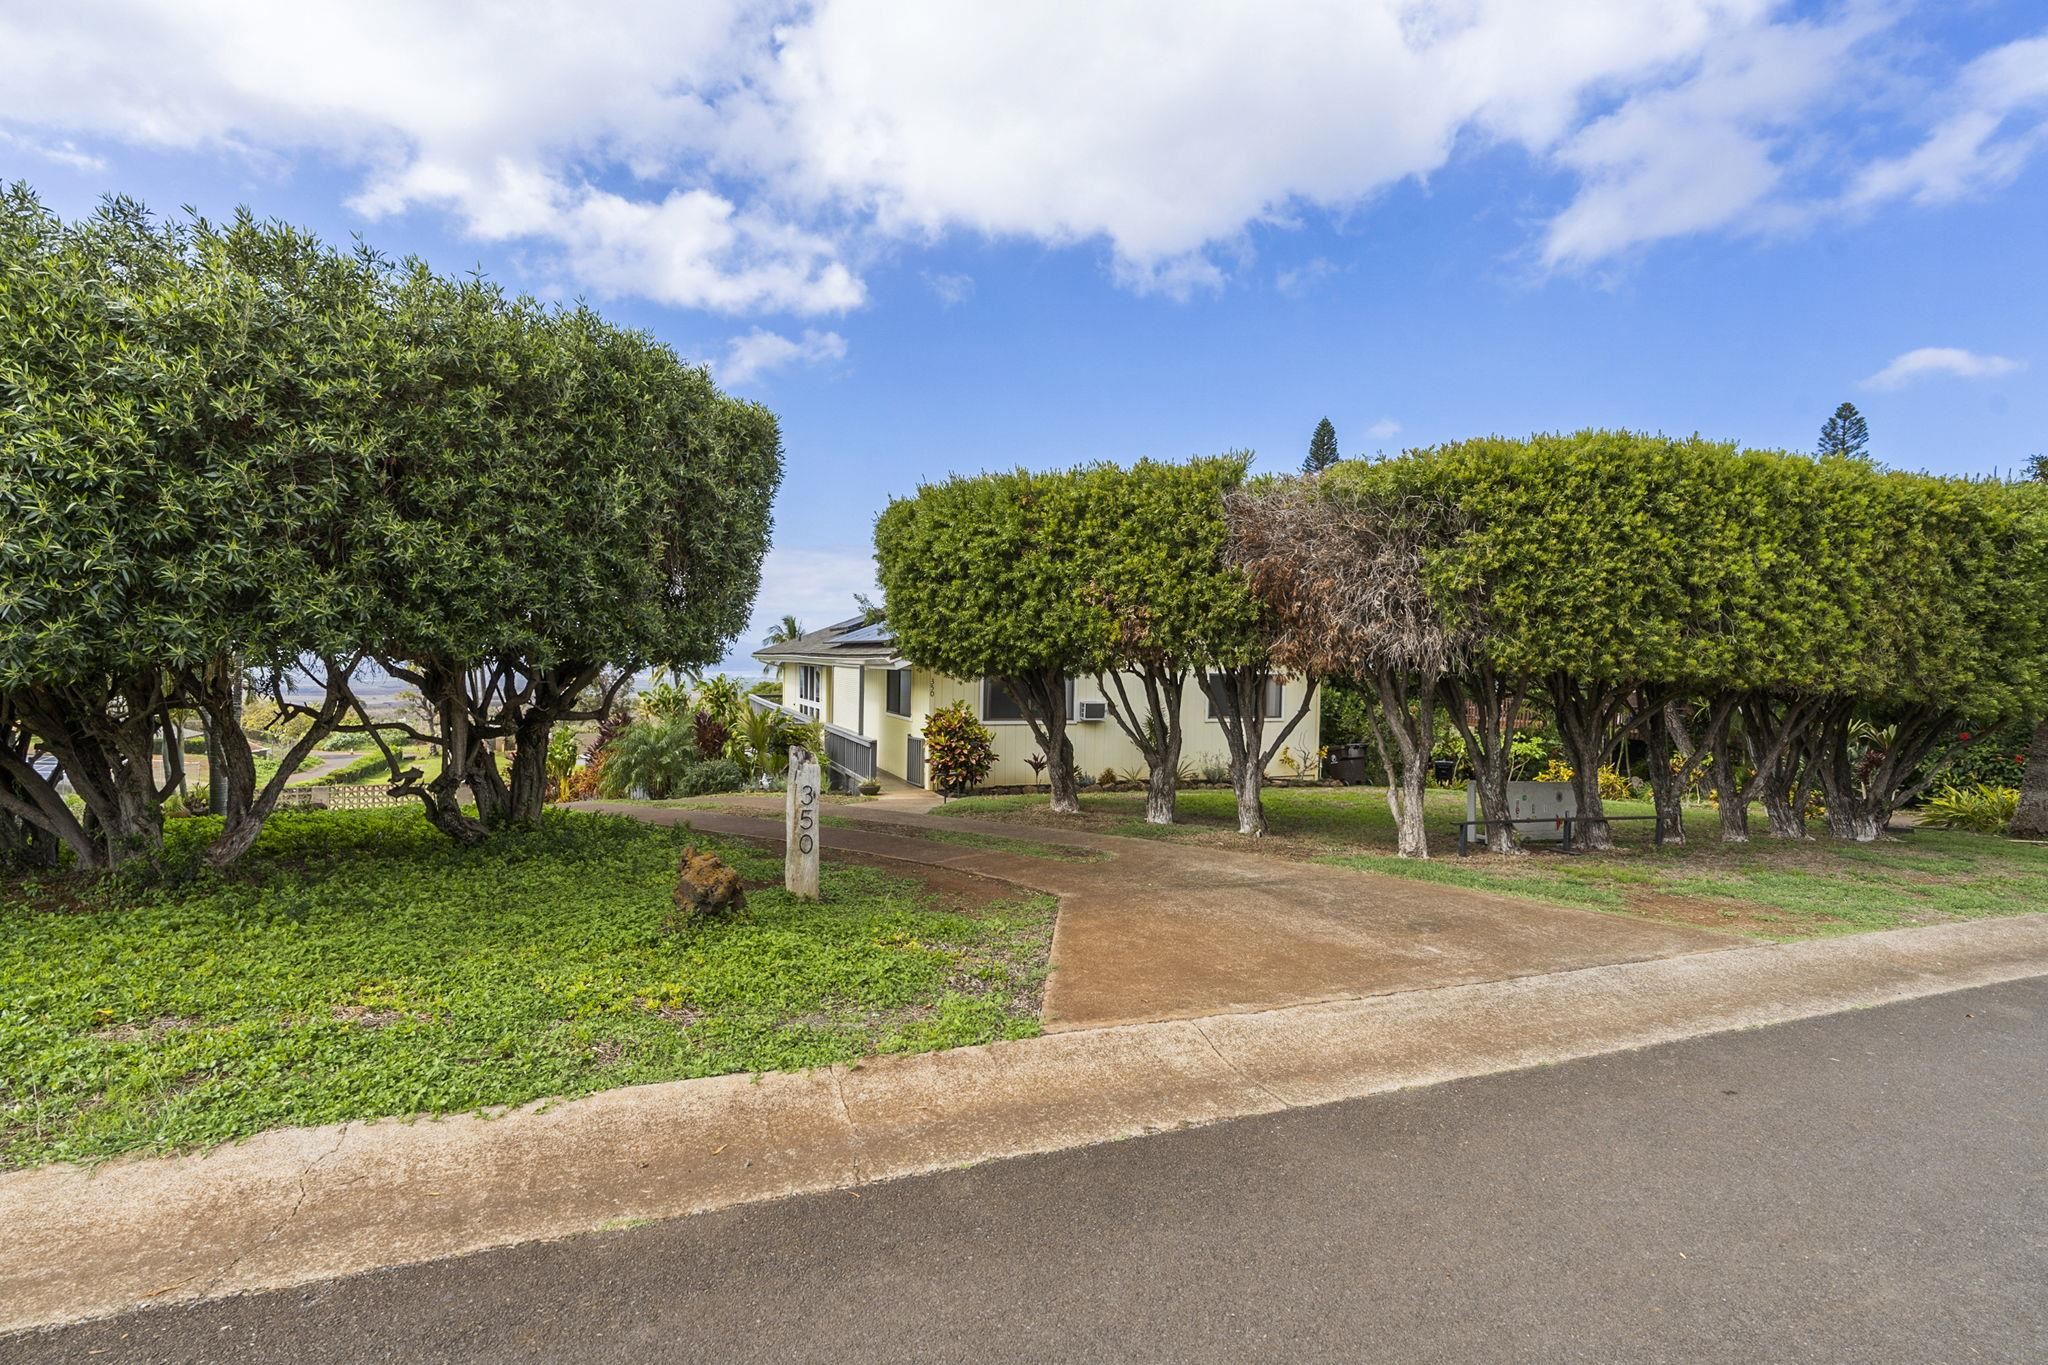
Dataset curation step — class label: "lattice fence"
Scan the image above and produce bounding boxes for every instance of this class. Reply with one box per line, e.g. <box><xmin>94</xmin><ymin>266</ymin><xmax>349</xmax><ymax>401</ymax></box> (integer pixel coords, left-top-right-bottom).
<box><xmin>278</xmin><ymin>783</ymin><xmax>410</xmax><ymax>811</ymax></box>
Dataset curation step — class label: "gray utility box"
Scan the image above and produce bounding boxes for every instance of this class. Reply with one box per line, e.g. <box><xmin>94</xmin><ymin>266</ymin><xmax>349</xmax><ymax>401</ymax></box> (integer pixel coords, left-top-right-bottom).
<box><xmin>1466</xmin><ymin>780</ymin><xmax>1577</xmax><ymax>842</ymax></box>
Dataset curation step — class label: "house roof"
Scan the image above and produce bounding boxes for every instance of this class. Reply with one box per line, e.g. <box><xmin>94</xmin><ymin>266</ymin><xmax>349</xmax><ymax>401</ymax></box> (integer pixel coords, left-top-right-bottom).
<box><xmin>752</xmin><ymin>614</ymin><xmax>905</xmax><ymax>667</ymax></box>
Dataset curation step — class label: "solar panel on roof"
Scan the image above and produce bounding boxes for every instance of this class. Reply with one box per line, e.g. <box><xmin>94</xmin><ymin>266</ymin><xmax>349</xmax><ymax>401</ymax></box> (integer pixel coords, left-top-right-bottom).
<box><xmin>835</xmin><ymin>621</ymin><xmax>894</xmax><ymax>645</ymax></box>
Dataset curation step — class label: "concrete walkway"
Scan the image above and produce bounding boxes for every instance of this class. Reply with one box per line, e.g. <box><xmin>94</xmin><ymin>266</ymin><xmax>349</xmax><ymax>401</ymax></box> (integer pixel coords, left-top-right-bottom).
<box><xmin>5</xmin><ymin>914</ymin><xmax>2045</xmax><ymax>1335</ymax></box>
<box><xmin>581</xmin><ymin>799</ymin><xmax>1734</xmax><ymax>1030</ymax></box>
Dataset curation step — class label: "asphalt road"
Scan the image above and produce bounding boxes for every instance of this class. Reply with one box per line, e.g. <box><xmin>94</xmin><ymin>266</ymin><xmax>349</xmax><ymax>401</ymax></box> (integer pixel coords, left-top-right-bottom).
<box><xmin>12</xmin><ymin>979</ymin><xmax>2044</xmax><ymax>1365</ymax></box>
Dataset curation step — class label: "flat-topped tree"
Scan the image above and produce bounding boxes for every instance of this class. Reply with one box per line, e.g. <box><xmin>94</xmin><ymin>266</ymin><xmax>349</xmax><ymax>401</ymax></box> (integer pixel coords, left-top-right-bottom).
<box><xmin>876</xmin><ymin>468</ymin><xmax>1101</xmax><ymax>813</ymax></box>
<box><xmin>1808</xmin><ymin>467</ymin><xmax>2048</xmax><ymax>840</ymax></box>
<box><xmin>364</xmin><ymin>270</ymin><xmax>780</xmax><ymax>841</ymax></box>
<box><xmin>1074</xmin><ymin>455</ymin><xmax>1264</xmax><ymax>825</ymax></box>
<box><xmin>0</xmin><ymin>188</ymin><xmax>385</xmax><ymax>868</ymax></box>
<box><xmin>2016</xmin><ymin>456</ymin><xmax>2048</xmax><ymax>841</ymax></box>
<box><xmin>1229</xmin><ymin>459</ymin><xmax>1460</xmax><ymax>857</ymax></box>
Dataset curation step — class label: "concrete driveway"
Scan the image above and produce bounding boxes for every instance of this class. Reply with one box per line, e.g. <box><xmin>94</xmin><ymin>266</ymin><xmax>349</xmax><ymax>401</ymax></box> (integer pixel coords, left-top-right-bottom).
<box><xmin>582</xmin><ymin>801</ymin><xmax>1734</xmax><ymax>1030</ymax></box>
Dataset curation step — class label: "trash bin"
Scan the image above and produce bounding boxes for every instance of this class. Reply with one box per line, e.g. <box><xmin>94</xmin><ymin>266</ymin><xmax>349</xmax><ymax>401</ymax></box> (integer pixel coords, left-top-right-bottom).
<box><xmin>1324</xmin><ymin>742</ymin><xmax>1372</xmax><ymax>785</ymax></box>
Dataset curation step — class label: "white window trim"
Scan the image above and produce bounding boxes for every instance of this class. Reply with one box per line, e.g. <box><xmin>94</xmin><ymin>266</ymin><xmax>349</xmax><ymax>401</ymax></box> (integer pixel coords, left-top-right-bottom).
<box><xmin>796</xmin><ymin>664</ymin><xmax>823</xmax><ymax>720</ymax></box>
<box><xmin>981</xmin><ymin>676</ymin><xmax>1079</xmax><ymax>724</ymax></box>
<box><xmin>884</xmin><ymin>667</ymin><xmax>913</xmax><ymax>719</ymax></box>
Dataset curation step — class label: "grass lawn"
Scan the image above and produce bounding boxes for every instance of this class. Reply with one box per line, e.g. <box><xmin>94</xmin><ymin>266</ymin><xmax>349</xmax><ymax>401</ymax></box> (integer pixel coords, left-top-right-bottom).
<box><xmin>936</xmin><ymin>785</ymin><xmax>2048</xmax><ymax>940</ymax></box>
<box><xmin>0</xmin><ymin>808</ymin><xmax>1053</xmax><ymax>1170</ymax></box>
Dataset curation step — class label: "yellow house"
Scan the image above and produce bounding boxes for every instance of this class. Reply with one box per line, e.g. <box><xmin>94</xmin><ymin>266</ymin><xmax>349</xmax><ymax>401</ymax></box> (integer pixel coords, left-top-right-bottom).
<box><xmin>752</xmin><ymin>614</ymin><xmax>1320</xmax><ymax>790</ymax></box>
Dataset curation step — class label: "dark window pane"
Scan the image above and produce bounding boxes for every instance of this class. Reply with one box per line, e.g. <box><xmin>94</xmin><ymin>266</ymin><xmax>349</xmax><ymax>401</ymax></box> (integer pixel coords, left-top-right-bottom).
<box><xmin>983</xmin><ymin>678</ymin><xmax>1025</xmax><ymax>721</ymax></box>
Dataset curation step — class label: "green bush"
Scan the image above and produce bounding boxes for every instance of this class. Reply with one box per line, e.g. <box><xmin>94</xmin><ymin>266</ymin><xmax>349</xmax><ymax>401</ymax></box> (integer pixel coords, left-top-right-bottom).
<box><xmin>597</xmin><ymin>713</ymin><xmax>733</xmax><ymax>799</ymax></box>
<box><xmin>923</xmin><ymin>701</ymin><xmax>996</xmax><ymax>795</ymax></box>
<box><xmin>1919</xmin><ymin>722</ymin><xmax>2031</xmax><ymax>792</ymax></box>
<box><xmin>182</xmin><ymin>733</ymin><xmax>208</xmax><ymax>754</ymax></box>
<box><xmin>675</xmin><ymin>757</ymin><xmax>746</xmax><ymax>796</ymax></box>
<box><xmin>327</xmin><ymin>750</ymin><xmax>405</xmax><ymax>785</ymax></box>
<box><xmin>1919</xmin><ymin>783</ymin><xmax>2019</xmax><ymax>835</ymax></box>
<box><xmin>1318</xmin><ymin>680</ymin><xmax>1372</xmax><ymax>747</ymax></box>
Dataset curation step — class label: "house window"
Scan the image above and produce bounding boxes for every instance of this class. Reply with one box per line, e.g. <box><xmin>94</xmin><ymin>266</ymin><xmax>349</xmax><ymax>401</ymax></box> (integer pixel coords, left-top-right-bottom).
<box><xmin>885</xmin><ymin>668</ymin><xmax>913</xmax><ymax>718</ymax></box>
<box><xmin>796</xmin><ymin>665</ymin><xmax>823</xmax><ymax>720</ymax></box>
<box><xmin>982</xmin><ymin>677</ymin><xmax>1077</xmax><ymax>723</ymax></box>
<box><xmin>1206</xmin><ymin>676</ymin><xmax>1285</xmax><ymax>720</ymax></box>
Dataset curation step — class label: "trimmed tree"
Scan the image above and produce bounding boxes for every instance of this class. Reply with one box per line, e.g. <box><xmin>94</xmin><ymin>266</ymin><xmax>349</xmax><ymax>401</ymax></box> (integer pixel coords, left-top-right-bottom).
<box><xmin>2014</xmin><ymin>456</ymin><xmax>2048</xmax><ymax>840</ymax></box>
<box><xmin>1075</xmin><ymin>456</ymin><xmax>1264</xmax><ymax>825</ymax></box>
<box><xmin>876</xmin><ymin>468</ymin><xmax>1101</xmax><ymax>814</ymax></box>
<box><xmin>0</xmin><ymin>189</ymin><xmax>385</xmax><ymax>867</ymax></box>
<box><xmin>363</xmin><ymin>271</ymin><xmax>781</xmax><ymax>841</ymax></box>
<box><xmin>1229</xmin><ymin>462</ymin><xmax>1459</xmax><ymax>857</ymax></box>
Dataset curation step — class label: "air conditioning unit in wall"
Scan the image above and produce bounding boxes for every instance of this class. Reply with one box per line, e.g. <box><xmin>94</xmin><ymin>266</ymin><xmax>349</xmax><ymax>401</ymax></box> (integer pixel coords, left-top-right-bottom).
<box><xmin>1077</xmin><ymin>700</ymin><xmax>1108</xmax><ymax>722</ymax></box>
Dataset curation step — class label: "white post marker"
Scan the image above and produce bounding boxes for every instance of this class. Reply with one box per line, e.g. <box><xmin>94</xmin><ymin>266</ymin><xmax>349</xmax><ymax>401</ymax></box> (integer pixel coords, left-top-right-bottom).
<box><xmin>784</xmin><ymin>745</ymin><xmax>822</xmax><ymax>900</ymax></box>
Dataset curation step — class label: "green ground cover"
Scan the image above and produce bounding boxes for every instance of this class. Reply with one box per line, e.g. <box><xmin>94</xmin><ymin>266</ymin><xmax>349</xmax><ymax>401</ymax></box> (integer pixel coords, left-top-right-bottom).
<box><xmin>937</xmin><ymin>786</ymin><xmax>2048</xmax><ymax>939</ymax></box>
<box><xmin>0</xmin><ymin>809</ymin><xmax>1053</xmax><ymax>1169</ymax></box>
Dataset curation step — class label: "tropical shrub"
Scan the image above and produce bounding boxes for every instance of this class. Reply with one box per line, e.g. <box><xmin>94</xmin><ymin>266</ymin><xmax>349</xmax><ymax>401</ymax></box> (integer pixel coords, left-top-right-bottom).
<box><xmin>1537</xmin><ymin>760</ymin><xmax>1634</xmax><ymax>801</ymax></box>
<box><xmin>1920</xmin><ymin>722</ymin><xmax>2031</xmax><ymax>792</ymax></box>
<box><xmin>546</xmin><ymin>727</ymin><xmax>581</xmax><ymax>801</ymax></box>
<box><xmin>1919</xmin><ymin>784</ymin><xmax>2019</xmax><ymax>834</ymax></box>
<box><xmin>922</xmin><ymin>701</ymin><xmax>996</xmax><ymax>795</ymax></box>
<box><xmin>675</xmin><ymin>758</ymin><xmax>747</xmax><ymax>797</ymax></box>
<box><xmin>692</xmin><ymin>709</ymin><xmax>730</xmax><ymax>761</ymax></box>
<box><xmin>596</xmin><ymin>714</ymin><xmax>699</xmax><ymax>799</ymax></box>
<box><xmin>638</xmin><ymin>670</ymin><xmax>692</xmax><ymax>720</ymax></box>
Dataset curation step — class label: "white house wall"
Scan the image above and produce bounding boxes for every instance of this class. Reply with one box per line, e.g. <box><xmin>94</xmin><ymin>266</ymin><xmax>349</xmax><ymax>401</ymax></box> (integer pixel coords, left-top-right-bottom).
<box><xmin>777</xmin><ymin>663</ymin><xmax>1321</xmax><ymax>790</ymax></box>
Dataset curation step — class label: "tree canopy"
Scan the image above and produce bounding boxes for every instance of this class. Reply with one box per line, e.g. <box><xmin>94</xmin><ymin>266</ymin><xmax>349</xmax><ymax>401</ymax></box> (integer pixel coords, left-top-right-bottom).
<box><xmin>1230</xmin><ymin>431</ymin><xmax>2048</xmax><ymax>854</ymax></box>
<box><xmin>0</xmin><ymin>186</ymin><xmax>780</xmax><ymax>866</ymax></box>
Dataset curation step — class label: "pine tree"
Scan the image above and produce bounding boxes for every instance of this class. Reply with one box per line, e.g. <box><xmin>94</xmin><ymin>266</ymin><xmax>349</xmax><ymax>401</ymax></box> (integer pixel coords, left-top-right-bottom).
<box><xmin>1816</xmin><ymin>402</ymin><xmax>1870</xmax><ymax>459</ymax></box>
<box><xmin>1304</xmin><ymin>417</ymin><xmax>1340</xmax><ymax>474</ymax></box>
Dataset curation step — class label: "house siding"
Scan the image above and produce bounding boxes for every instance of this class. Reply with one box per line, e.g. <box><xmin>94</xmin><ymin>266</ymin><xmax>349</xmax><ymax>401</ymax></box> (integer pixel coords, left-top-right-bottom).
<box><xmin>779</xmin><ymin>662</ymin><xmax>1320</xmax><ymax>790</ymax></box>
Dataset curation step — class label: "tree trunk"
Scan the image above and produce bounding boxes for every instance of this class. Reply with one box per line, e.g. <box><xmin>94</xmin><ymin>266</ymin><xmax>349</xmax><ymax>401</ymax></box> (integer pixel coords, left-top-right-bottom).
<box><xmin>189</xmin><ymin>658</ymin><xmax>355</xmax><ymax>867</ymax></box>
<box><xmin>1369</xmin><ymin>669</ymin><xmax>1438</xmax><ymax>859</ymax></box>
<box><xmin>1098</xmin><ymin>667</ymin><xmax>1186</xmax><ymax>826</ymax></box>
<box><xmin>9</xmin><ymin>680</ymin><xmax>173</xmax><ymax>868</ymax></box>
<box><xmin>1810</xmin><ymin>702</ymin><xmax>1958</xmax><ymax>844</ymax></box>
<box><xmin>1548</xmin><ymin>678</ymin><xmax>1622</xmax><ymax>851</ymax></box>
<box><xmin>1197</xmin><ymin>664</ymin><xmax>1317</xmax><ymax>840</ymax></box>
<box><xmin>1708</xmin><ymin>717</ymin><xmax>1749</xmax><ymax>843</ymax></box>
<box><xmin>1231</xmin><ymin>761</ymin><xmax>1267</xmax><ymax>837</ymax></box>
<box><xmin>1441</xmin><ymin>667</ymin><xmax>1523</xmax><ymax>854</ymax></box>
<box><xmin>1005</xmin><ymin>669</ymin><xmax>1080</xmax><ymax>815</ymax></box>
<box><xmin>1758</xmin><ymin>779</ymin><xmax>1808</xmax><ymax>840</ymax></box>
<box><xmin>1643</xmin><ymin>702</ymin><xmax>1686</xmax><ymax>845</ymax></box>
<box><xmin>506</xmin><ymin>730</ymin><xmax>552</xmax><ymax>826</ymax></box>
<box><xmin>2013</xmin><ymin>718</ymin><xmax>2048</xmax><ymax>840</ymax></box>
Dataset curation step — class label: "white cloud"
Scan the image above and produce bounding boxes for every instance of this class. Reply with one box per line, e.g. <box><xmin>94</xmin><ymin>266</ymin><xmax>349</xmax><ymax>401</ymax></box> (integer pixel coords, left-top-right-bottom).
<box><xmin>0</xmin><ymin>3</ymin><xmax>2041</xmax><ymax>304</ymax></box>
<box><xmin>0</xmin><ymin>128</ymin><xmax>106</xmax><ymax>172</ymax></box>
<box><xmin>922</xmin><ymin>271</ymin><xmax>975</xmax><ymax>306</ymax></box>
<box><xmin>1365</xmin><ymin>418</ymin><xmax>1402</xmax><ymax>440</ymax></box>
<box><xmin>716</xmin><ymin>327</ymin><xmax>848</xmax><ymax>386</ymax></box>
<box><xmin>722</xmin><ymin>545</ymin><xmax>880</xmax><ymax>671</ymax></box>
<box><xmin>1861</xmin><ymin>347</ymin><xmax>2025</xmax><ymax>391</ymax></box>
<box><xmin>1540</xmin><ymin>8</ymin><xmax>1884</xmax><ymax>267</ymax></box>
<box><xmin>1275</xmin><ymin>257</ymin><xmax>1340</xmax><ymax>298</ymax></box>
<box><xmin>1847</xmin><ymin>31</ymin><xmax>2048</xmax><ymax>209</ymax></box>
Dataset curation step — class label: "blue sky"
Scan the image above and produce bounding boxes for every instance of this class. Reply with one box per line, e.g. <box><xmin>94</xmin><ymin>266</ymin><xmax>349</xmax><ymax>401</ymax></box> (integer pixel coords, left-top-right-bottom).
<box><xmin>3</xmin><ymin>1</ymin><xmax>2044</xmax><ymax>670</ymax></box>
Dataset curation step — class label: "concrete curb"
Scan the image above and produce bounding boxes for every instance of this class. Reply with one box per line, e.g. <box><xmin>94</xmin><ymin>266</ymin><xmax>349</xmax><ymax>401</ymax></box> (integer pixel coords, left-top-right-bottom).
<box><xmin>6</xmin><ymin>913</ymin><xmax>2045</xmax><ymax>1335</ymax></box>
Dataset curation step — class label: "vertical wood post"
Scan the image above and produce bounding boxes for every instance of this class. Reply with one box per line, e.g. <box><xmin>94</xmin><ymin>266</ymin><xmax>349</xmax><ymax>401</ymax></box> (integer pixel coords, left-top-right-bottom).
<box><xmin>785</xmin><ymin>746</ymin><xmax>821</xmax><ymax>900</ymax></box>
